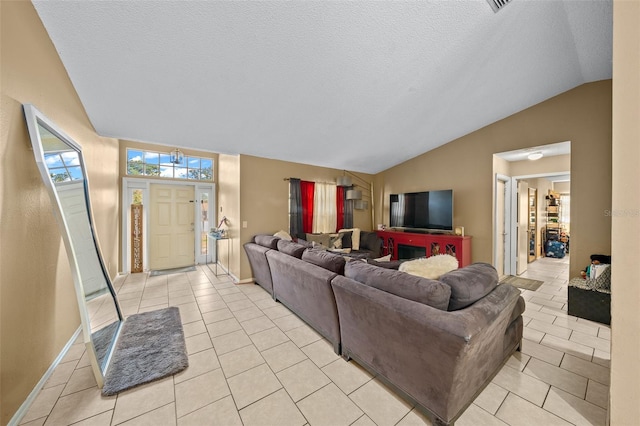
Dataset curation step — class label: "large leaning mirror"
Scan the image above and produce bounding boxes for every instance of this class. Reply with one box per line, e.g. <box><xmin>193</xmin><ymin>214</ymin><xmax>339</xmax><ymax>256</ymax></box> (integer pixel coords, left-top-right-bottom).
<box><xmin>24</xmin><ymin>104</ymin><xmax>123</xmax><ymax>388</ymax></box>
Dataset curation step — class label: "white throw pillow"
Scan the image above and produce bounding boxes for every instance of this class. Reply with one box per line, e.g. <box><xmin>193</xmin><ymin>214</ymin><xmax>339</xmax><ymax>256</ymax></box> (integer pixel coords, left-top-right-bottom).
<box><xmin>338</xmin><ymin>228</ymin><xmax>361</xmax><ymax>250</ymax></box>
<box><xmin>273</xmin><ymin>230</ymin><xmax>292</xmax><ymax>241</ymax></box>
<box><xmin>374</xmin><ymin>254</ymin><xmax>392</xmax><ymax>262</ymax></box>
<box><xmin>399</xmin><ymin>254</ymin><xmax>458</xmax><ymax>280</ymax></box>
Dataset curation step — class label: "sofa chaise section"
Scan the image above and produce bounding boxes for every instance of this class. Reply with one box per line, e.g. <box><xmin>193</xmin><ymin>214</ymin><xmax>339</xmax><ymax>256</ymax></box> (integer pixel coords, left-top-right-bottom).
<box><xmin>331</xmin><ymin>263</ymin><xmax>524</xmax><ymax>425</ymax></box>
<box><xmin>266</xmin><ymin>249</ymin><xmax>342</xmax><ymax>354</ymax></box>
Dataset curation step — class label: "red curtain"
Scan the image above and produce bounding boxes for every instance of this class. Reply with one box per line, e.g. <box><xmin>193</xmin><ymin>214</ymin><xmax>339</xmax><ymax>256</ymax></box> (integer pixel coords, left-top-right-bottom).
<box><xmin>336</xmin><ymin>186</ymin><xmax>345</xmax><ymax>231</ymax></box>
<box><xmin>301</xmin><ymin>180</ymin><xmax>315</xmax><ymax>233</ymax></box>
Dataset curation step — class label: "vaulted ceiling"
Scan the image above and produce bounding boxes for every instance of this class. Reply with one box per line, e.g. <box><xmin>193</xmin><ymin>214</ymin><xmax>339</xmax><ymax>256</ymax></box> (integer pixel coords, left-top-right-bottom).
<box><xmin>32</xmin><ymin>0</ymin><xmax>612</xmax><ymax>174</ymax></box>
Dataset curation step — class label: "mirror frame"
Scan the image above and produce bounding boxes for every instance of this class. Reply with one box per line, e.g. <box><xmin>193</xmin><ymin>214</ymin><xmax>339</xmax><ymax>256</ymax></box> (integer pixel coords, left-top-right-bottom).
<box><xmin>23</xmin><ymin>104</ymin><xmax>123</xmax><ymax>387</ymax></box>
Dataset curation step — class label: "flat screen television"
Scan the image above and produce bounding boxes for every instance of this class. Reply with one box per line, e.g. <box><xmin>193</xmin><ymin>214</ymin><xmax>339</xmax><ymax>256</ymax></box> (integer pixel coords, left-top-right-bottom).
<box><xmin>389</xmin><ymin>189</ymin><xmax>453</xmax><ymax>232</ymax></box>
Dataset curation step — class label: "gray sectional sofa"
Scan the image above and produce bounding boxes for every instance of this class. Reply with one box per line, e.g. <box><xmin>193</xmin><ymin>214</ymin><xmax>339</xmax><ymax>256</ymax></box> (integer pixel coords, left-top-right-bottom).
<box><xmin>243</xmin><ymin>234</ymin><xmax>525</xmax><ymax>425</ymax></box>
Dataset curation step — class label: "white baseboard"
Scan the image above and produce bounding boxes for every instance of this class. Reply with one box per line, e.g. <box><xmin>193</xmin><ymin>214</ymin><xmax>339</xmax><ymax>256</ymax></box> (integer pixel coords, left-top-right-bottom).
<box><xmin>8</xmin><ymin>327</ymin><xmax>82</xmax><ymax>426</ymax></box>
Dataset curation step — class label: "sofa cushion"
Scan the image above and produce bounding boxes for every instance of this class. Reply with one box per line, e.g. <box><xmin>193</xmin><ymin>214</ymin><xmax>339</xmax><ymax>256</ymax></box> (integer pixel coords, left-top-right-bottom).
<box><xmin>338</xmin><ymin>228</ymin><xmax>360</xmax><ymax>250</ymax></box>
<box><xmin>359</xmin><ymin>231</ymin><xmax>381</xmax><ymax>252</ymax></box>
<box><xmin>295</xmin><ymin>238</ymin><xmax>314</xmax><ymax>248</ymax></box>
<box><xmin>340</xmin><ymin>231</ymin><xmax>353</xmax><ymax>249</ymax></box>
<box><xmin>273</xmin><ymin>230</ymin><xmax>293</xmax><ymax>241</ymax></box>
<box><xmin>277</xmin><ymin>240</ymin><xmax>307</xmax><ymax>258</ymax></box>
<box><xmin>305</xmin><ymin>233</ymin><xmax>332</xmax><ymax>247</ymax></box>
<box><xmin>329</xmin><ymin>233</ymin><xmax>343</xmax><ymax>249</ymax></box>
<box><xmin>302</xmin><ymin>249</ymin><xmax>346</xmax><ymax>275</ymax></box>
<box><xmin>255</xmin><ymin>235</ymin><xmax>280</xmax><ymax>249</ymax></box>
<box><xmin>438</xmin><ymin>262</ymin><xmax>498</xmax><ymax>311</ymax></box>
<box><xmin>345</xmin><ymin>261</ymin><xmax>451</xmax><ymax>311</ymax></box>
<box><xmin>306</xmin><ymin>233</ymin><xmax>343</xmax><ymax>250</ymax></box>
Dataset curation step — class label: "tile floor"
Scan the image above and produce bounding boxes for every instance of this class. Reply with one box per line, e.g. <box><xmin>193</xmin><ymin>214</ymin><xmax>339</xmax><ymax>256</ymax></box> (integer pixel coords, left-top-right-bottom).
<box><xmin>20</xmin><ymin>256</ymin><xmax>610</xmax><ymax>426</ymax></box>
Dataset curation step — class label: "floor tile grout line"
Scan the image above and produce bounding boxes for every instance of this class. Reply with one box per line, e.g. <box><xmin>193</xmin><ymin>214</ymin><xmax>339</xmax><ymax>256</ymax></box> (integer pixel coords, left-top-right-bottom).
<box><xmin>27</xmin><ymin>257</ymin><xmax>612</xmax><ymax>426</ymax></box>
<box><xmin>519</xmin><ymin>351</ymin><xmax>597</xmax><ymax>400</ymax></box>
<box><xmin>476</xmin><ymin>397</ymin><xmax>508</xmax><ymax>421</ymax></box>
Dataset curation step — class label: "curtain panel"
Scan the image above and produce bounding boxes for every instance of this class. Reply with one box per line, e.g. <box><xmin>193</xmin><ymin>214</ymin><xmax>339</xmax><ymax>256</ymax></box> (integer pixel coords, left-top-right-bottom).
<box><xmin>312</xmin><ymin>182</ymin><xmax>337</xmax><ymax>233</ymax></box>
<box><xmin>300</xmin><ymin>180</ymin><xmax>315</xmax><ymax>234</ymax></box>
<box><xmin>289</xmin><ymin>178</ymin><xmax>303</xmax><ymax>236</ymax></box>
<box><xmin>336</xmin><ymin>186</ymin><xmax>345</xmax><ymax>231</ymax></box>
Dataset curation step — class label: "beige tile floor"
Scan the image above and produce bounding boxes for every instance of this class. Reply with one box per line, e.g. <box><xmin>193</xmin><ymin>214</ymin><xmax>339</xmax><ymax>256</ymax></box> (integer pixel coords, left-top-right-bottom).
<box><xmin>20</xmin><ymin>256</ymin><xmax>610</xmax><ymax>426</ymax></box>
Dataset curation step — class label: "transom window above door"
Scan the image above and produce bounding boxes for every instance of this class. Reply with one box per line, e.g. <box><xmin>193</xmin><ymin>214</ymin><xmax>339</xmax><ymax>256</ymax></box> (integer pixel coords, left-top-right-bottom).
<box><xmin>126</xmin><ymin>149</ymin><xmax>214</xmax><ymax>181</ymax></box>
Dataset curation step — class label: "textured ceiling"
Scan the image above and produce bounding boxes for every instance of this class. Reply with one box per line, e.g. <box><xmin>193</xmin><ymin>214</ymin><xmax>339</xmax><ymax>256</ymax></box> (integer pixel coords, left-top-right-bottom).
<box><xmin>32</xmin><ymin>0</ymin><xmax>612</xmax><ymax>174</ymax></box>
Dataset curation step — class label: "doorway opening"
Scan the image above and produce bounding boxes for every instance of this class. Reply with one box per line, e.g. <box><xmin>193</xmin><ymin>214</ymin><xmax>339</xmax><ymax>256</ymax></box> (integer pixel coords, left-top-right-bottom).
<box><xmin>122</xmin><ymin>178</ymin><xmax>215</xmax><ymax>273</ymax></box>
<box><xmin>493</xmin><ymin>141</ymin><xmax>571</xmax><ymax>277</ymax></box>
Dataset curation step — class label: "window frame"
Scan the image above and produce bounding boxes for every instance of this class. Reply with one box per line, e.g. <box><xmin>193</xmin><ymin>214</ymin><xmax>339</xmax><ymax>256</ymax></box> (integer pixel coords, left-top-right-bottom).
<box><xmin>126</xmin><ymin>148</ymin><xmax>214</xmax><ymax>182</ymax></box>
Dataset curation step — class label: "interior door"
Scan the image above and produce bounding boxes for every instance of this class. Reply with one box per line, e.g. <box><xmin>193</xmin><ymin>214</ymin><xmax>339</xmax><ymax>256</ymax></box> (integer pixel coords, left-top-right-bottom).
<box><xmin>496</xmin><ymin>179</ymin><xmax>506</xmax><ymax>278</ymax></box>
<box><xmin>149</xmin><ymin>184</ymin><xmax>195</xmax><ymax>270</ymax></box>
<box><xmin>516</xmin><ymin>181</ymin><xmax>529</xmax><ymax>275</ymax></box>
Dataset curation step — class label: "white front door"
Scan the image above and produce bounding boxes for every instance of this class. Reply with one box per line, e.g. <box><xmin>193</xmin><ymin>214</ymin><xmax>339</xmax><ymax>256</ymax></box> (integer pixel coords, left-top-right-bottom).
<box><xmin>149</xmin><ymin>184</ymin><xmax>195</xmax><ymax>270</ymax></box>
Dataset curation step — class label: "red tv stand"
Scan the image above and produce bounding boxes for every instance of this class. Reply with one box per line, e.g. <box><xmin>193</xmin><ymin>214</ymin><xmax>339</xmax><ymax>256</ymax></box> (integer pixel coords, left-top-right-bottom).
<box><xmin>377</xmin><ymin>230</ymin><xmax>472</xmax><ymax>267</ymax></box>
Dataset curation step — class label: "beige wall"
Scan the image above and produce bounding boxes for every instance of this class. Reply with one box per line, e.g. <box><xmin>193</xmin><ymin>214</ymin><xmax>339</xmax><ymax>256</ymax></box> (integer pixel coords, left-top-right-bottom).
<box><xmin>238</xmin><ymin>155</ymin><xmax>373</xmax><ymax>280</ymax></box>
<box><xmin>0</xmin><ymin>2</ymin><xmax>120</xmax><ymax>424</ymax></box>
<box><xmin>377</xmin><ymin>81</ymin><xmax>611</xmax><ymax>279</ymax></box>
<box><xmin>509</xmin><ymin>154</ymin><xmax>570</xmax><ymax>177</ymax></box>
<box><xmin>610</xmin><ymin>0</ymin><xmax>640</xmax><ymax>423</ymax></box>
<box><xmin>218</xmin><ymin>154</ymin><xmax>242</xmax><ymax>278</ymax></box>
<box><xmin>553</xmin><ymin>181</ymin><xmax>570</xmax><ymax>194</ymax></box>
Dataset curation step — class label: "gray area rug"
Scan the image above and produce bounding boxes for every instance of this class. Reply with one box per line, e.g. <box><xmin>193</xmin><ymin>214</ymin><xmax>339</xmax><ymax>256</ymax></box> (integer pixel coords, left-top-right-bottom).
<box><xmin>149</xmin><ymin>265</ymin><xmax>196</xmax><ymax>276</ymax></box>
<box><xmin>500</xmin><ymin>275</ymin><xmax>544</xmax><ymax>291</ymax></box>
<box><xmin>102</xmin><ymin>307</ymin><xmax>189</xmax><ymax>396</ymax></box>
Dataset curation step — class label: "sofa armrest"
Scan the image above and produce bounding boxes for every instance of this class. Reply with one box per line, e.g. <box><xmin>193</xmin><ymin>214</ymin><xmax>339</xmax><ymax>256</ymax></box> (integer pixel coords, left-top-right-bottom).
<box><xmin>331</xmin><ymin>276</ymin><xmax>523</xmax><ymax>422</ymax></box>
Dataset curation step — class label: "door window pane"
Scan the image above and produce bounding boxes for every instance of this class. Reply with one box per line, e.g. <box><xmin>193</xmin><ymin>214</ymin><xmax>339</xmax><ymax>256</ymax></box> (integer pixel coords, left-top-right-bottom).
<box><xmin>200</xmin><ymin>193</ymin><xmax>209</xmax><ymax>256</ymax></box>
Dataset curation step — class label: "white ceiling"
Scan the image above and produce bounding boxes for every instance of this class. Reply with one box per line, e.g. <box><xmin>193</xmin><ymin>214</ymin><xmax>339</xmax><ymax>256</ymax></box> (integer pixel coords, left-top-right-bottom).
<box><xmin>32</xmin><ymin>0</ymin><xmax>612</xmax><ymax>174</ymax></box>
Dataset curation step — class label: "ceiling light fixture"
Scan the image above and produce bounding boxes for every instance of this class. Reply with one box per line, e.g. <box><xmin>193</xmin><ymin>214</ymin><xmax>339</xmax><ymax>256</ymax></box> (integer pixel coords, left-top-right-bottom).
<box><xmin>170</xmin><ymin>148</ymin><xmax>184</xmax><ymax>164</ymax></box>
<box><xmin>486</xmin><ymin>0</ymin><xmax>512</xmax><ymax>13</ymax></box>
<box><xmin>527</xmin><ymin>152</ymin><xmax>543</xmax><ymax>161</ymax></box>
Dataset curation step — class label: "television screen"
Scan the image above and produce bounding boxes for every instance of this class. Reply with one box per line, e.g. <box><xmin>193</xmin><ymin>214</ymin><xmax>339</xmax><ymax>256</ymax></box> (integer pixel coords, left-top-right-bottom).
<box><xmin>389</xmin><ymin>190</ymin><xmax>453</xmax><ymax>231</ymax></box>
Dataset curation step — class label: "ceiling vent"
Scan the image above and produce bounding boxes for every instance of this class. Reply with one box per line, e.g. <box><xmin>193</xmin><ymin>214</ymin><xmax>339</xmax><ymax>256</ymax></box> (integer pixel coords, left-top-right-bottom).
<box><xmin>486</xmin><ymin>0</ymin><xmax>512</xmax><ymax>13</ymax></box>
